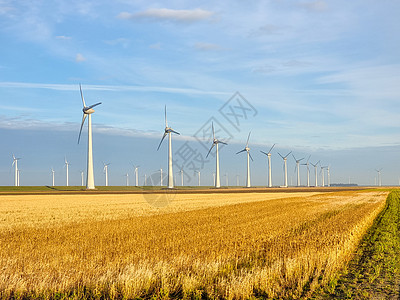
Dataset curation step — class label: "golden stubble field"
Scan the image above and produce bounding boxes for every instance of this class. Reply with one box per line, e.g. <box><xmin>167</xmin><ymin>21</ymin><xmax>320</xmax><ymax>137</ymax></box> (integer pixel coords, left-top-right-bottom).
<box><xmin>0</xmin><ymin>190</ymin><xmax>389</xmax><ymax>299</ymax></box>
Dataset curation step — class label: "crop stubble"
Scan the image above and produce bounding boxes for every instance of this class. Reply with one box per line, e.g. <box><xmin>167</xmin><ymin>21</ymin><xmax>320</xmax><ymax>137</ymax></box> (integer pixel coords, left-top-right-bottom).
<box><xmin>0</xmin><ymin>190</ymin><xmax>388</xmax><ymax>299</ymax></box>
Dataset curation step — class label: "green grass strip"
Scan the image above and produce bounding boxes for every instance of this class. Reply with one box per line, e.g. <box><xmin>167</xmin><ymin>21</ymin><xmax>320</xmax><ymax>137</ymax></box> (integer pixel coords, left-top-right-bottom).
<box><xmin>320</xmin><ymin>190</ymin><xmax>400</xmax><ymax>299</ymax></box>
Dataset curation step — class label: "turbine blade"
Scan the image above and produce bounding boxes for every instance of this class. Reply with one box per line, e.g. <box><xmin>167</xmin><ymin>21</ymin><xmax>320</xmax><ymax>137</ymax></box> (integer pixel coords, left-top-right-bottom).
<box><xmin>260</xmin><ymin>150</ymin><xmax>268</xmax><ymax>156</ymax></box>
<box><xmin>268</xmin><ymin>143</ymin><xmax>275</xmax><ymax>154</ymax></box>
<box><xmin>157</xmin><ymin>132</ymin><xmax>167</xmax><ymax>151</ymax></box>
<box><xmin>246</xmin><ymin>131</ymin><xmax>251</xmax><ymax>147</ymax></box>
<box><xmin>236</xmin><ymin>149</ymin><xmax>246</xmax><ymax>155</ymax></box>
<box><xmin>285</xmin><ymin>151</ymin><xmax>292</xmax><ymax>158</ymax></box>
<box><xmin>165</xmin><ymin>105</ymin><xmax>167</xmax><ymax>127</ymax></box>
<box><xmin>170</xmin><ymin>129</ymin><xmax>180</xmax><ymax>135</ymax></box>
<box><xmin>278</xmin><ymin>152</ymin><xmax>284</xmax><ymax>159</ymax></box>
<box><xmin>77</xmin><ymin>113</ymin><xmax>87</xmax><ymax>144</ymax></box>
<box><xmin>79</xmin><ymin>84</ymin><xmax>86</xmax><ymax>108</ymax></box>
<box><xmin>219</xmin><ymin>141</ymin><xmax>228</xmax><ymax>145</ymax></box>
<box><xmin>307</xmin><ymin>155</ymin><xmax>311</xmax><ymax>163</ymax></box>
<box><xmin>292</xmin><ymin>153</ymin><xmax>296</xmax><ymax>161</ymax></box>
<box><xmin>87</xmin><ymin>102</ymin><xmax>102</xmax><ymax>110</ymax></box>
<box><xmin>249</xmin><ymin>152</ymin><xmax>254</xmax><ymax>161</ymax></box>
<box><xmin>206</xmin><ymin>144</ymin><xmax>215</xmax><ymax>158</ymax></box>
<box><xmin>212</xmin><ymin>122</ymin><xmax>215</xmax><ymax>140</ymax></box>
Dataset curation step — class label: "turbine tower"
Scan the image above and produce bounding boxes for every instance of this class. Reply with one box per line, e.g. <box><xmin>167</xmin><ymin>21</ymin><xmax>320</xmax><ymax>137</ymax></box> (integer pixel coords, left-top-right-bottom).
<box><xmin>327</xmin><ymin>165</ymin><xmax>331</xmax><ymax>187</ymax></box>
<box><xmin>292</xmin><ymin>154</ymin><xmax>304</xmax><ymax>187</ymax></box>
<box><xmin>64</xmin><ymin>157</ymin><xmax>70</xmax><ymax>187</ymax></box>
<box><xmin>80</xmin><ymin>171</ymin><xmax>84</xmax><ymax>186</ymax></box>
<box><xmin>103</xmin><ymin>163</ymin><xmax>110</xmax><ymax>187</ymax></box>
<box><xmin>310</xmin><ymin>160</ymin><xmax>320</xmax><ymax>187</ymax></box>
<box><xmin>196</xmin><ymin>170</ymin><xmax>201</xmax><ymax>186</ymax></box>
<box><xmin>301</xmin><ymin>155</ymin><xmax>311</xmax><ymax>187</ymax></box>
<box><xmin>12</xmin><ymin>155</ymin><xmax>21</xmax><ymax>187</ymax></box>
<box><xmin>133</xmin><ymin>165</ymin><xmax>139</xmax><ymax>187</ymax></box>
<box><xmin>178</xmin><ymin>169</ymin><xmax>184</xmax><ymax>186</ymax></box>
<box><xmin>236</xmin><ymin>132</ymin><xmax>253</xmax><ymax>188</ymax></box>
<box><xmin>51</xmin><ymin>168</ymin><xmax>55</xmax><ymax>187</ymax></box>
<box><xmin>206</xmin><ymin>122</ymin><xmax>228</xmax><ymax>188</ymax></box>
<box><xmin>125</xmin><ymin>173</ymin><xmax>129</xmax><ymax>186</ymax></box>
<box><xmin>260</xmin><ymin>144</ymin><xmax>275</xmax><ymax>187</ymax></box>
<box><xmin>78</xmin><ymin>84</ymin><xmax>102</xmax><ymax>190</ymax></box>
<box><xmin>375</xmin><ymin>168</ymin><xmax>382</xmax><ymax>186</ymax></box>
<box><xmin>157</xmin><ymin>106</ymin><xmax>180</xmax><ymax>189</ymax></box>
<box><xmin>321</xmin><ymin>165</ymin><xmax>328</xmax><ymax>187</ymax></box>
<box><xmin>278</xmin><ymin>151</ymin><xmax>292</xmax><ymax>187</ymax></box>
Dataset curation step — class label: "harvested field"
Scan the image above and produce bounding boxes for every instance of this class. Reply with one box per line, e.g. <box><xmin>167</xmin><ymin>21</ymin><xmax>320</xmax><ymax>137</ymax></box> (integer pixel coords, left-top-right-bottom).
<box><xmin>0</xmin><ymin>190</ymin><xmax>389</xmax><ymax>299</ymax></box>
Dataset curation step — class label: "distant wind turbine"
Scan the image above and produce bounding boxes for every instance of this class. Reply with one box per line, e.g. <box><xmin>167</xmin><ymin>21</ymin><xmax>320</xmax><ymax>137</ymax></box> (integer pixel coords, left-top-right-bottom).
<box><xmin>78</xmin><ymin>84</ymin><xmax>102</xmax><ymax>190</ymax></box>
<box><xmin>64</xmin><ymin>157</ymin><xmax>70</xmax><ymax>187</ymax></box>
<box><xmin>103</xmin><ymin>163</ymin><xmax>110</xmax><ymax>186</ymax></box>
<box><xmin>125</xmin><ymin>173</ymin><xmax>129</xmax><ymax>186</ymax></box>
<box><xmin>301</xmin><ymin>155</ymin><xmax>311</xmax><ymax>187</ymax></box>
<box><xmin>292</xmin><ymin>154</ymin><xmax>304</xmax><ymax>187</ymax></box>
<box><xmin>177</xmin><ymin>169</ymin><xmax>184</xmax><ymax>186</ymax></box>
<box><xmin>327</xmin><ymin>165</ymin><xmax>331</xmax><ymax>187</ymax></box>
<box><xmin>80</xmin><ymin>171</ymin><xmax>84</xmax><ymax>186</ymax></box>
<box><xmin>236</xmin><ymin>132</ymin><xmax>253</xmax><ymax>188</ymax></box>
<box><xmin>310</xmin><ymin>160</ymin><xmax>320</xmax><ymax>187</ymax></box>
<box><xmin>260</xmin><ymin>144</ymin><xmax>275</xmax><ymax>187</ymax></box>
<box><xmin>320</xmin><ymin>165</ymin><xmax>328</xmax><ymax>187</ymax></box>
<box><xmin>278</xmin><ymin>151</ymin><xmax>292</xmax><ymax>187</ymax></box>
<box><xmin>375</xmin><ymin>168</ymin><xmax>383</xmax><ymax>186</ymax></box>
<box><xmin>206</xmin><ymin>122</ymin><xmax>228</xmax><ymax>188</ymax></box>
<box><xmin>133</xmin><ymin>165</ymin><xmax>139</xmax><ymax>187</ymax></box>
<box><xmin>195</xmin><ymin>170</ymin><xmax>201</xmax><ymax>186</ymax></box>
<box><xmin>51</xmin><ymin>168</ymin><xmax>55</xmax><ymax>187</ymax></box>
<box><xmin>12</xmin><ymin>154</ymin><xmax>21</xmax><ymax>187</ymax></box>
<box><xmin>157</xmin><ymin>105</ymin><xmax>180</xmax><ymax>189</ymax></box>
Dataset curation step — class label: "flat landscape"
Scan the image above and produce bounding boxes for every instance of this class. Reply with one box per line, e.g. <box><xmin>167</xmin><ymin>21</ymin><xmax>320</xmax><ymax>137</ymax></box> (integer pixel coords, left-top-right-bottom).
<box><xmin>0</xmin><ymin>188</ymin><xmax>395</xmax><ymax>299</ymax></box>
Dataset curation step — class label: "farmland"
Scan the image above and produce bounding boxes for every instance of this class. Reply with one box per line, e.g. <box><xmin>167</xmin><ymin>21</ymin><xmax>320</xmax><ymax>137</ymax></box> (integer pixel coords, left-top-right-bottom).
<box><xmin>0</xmin><ymin>189</ymin><xmax>390</xmax><ymax>298</ymax></box>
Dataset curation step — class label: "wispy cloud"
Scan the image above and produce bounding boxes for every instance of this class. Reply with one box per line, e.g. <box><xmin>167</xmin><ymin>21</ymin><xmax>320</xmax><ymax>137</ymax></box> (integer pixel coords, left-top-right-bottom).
<box><xmin>298</xmin><ymin>1</ymin><xmax>328</xmax><ymax>12</ymax></box>
<box><xmin>117</xmin><ymin>8</ymin><xmax>214</xmax><ymax>23</ymax></box>
<box><xmin>0</xmin><ymin>82</ymin><xmax>229</xmax><ymax>95</ymax></box>
<box><xmin>194</xmin><ymin>42</ymin><xmax>224</xmax><ymax>51</ymax></box>
<box><xmin>75</xmin><ymin>53</ymin><xmax>86</xmax><ymax>62</ymax></box>
<box><xmin>55</xmin><ymin>35</ymin><xmax>71</xmax><ymax>40</ymax></box>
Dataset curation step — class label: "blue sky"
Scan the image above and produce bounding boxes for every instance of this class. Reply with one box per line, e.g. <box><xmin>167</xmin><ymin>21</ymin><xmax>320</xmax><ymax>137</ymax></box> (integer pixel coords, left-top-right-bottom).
<box><xmin>0</xmin><ymin>0</ymin><xmax>400</xmax><ymax>186</ymax></box>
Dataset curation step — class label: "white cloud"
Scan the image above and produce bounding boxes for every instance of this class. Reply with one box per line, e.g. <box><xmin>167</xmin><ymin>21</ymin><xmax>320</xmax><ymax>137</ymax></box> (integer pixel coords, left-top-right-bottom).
<box><xmin>75</xmin><ymin>53</ymin><xmax>86</xmax><ymax>62</ymax></box>
<box><xmin>194</xmin><ymin>42</ymin><xmax>223</xmax><ymax>51</ymax></box>
<box><xmin>149</xmin><ymin>42</ymin><xmax>161</xmax><ymax>50</ymax></box>
<box><xmin>55</xmin><ymin>35</ymin><xmax>71</xmax><ymax>40</ymax></box>
<box><xmin>298</xmin><ymin>1</ymin><xmax>328</xmax><ymax>12</ymax></box>
<box><xmin>117</xmin><ymin>8</ymin><xmax>214</xmax><ymax>23</ymax></box>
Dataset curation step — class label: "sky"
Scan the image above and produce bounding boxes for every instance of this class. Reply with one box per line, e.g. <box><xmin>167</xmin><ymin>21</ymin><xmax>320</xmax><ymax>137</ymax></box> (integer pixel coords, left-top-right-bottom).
<box><xmin>0</xmin><ymin>0</ymin><xmax>400</xmax><ymax>187</ymax></box>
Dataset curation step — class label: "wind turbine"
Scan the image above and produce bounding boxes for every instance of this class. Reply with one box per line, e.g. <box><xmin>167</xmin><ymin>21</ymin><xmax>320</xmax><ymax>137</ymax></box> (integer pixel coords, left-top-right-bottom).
<box><xmin>278</xmin><ymin>151</ymin><xmax>292</xmax><ymax>187</ymax></box>
<box><xmin>327</xmin><ymin>165</ymin><xmax>331</xmax><ymax>187</ymax></box>
<box><xmin>195</xmin><ymin>170</ymin><xmax>201</xmax><ymax>186</ymax></box>
<box><xmin>206</xmin><ymin>122</ymin><xmax>227</xmax><ymax>188</ymax></box>
<box><xmin>292</xmin><ymin>154</ymin><xmax>304</xmax><ymax>187</ymax></box>
<box><xmin>260</xmin><ymin>144</ymin><xmax>275</xmax><ymax>187</ymax></box>
<box><xmin>133</xmin><ymin>165</ymin><xmax>139</xmax><ymax>187</ymax></box>
<box><xmin>310</xmin><ymin>161</ymin><xmax>320</xmax><ymax>187</ymax></box>
<box><xmin>159</xmin><ymin>168</ymin><xmax>163</xmax><ymax>186</ymax></box>
<box><xmin>80</xmin><ymin>171</ymin><xmax>84</xmax><ymax>186</ymax></box>
<box><xmin>51</xmin><ymin>168</ymin><xmax>55</xmax><ymax>187</ymax></box>
<box><xmin>103</xmin><ymin>163</ymin><xmax>110</xmax><ymax>187</ymax></box>
<box><xmin>320</xmin><ymin>165</ymin><xmax>328</xmax><ymax>187</ymax></box>
<box><xmin>236</xmin><ymin>132</ymin><xmax>253</xmax><ymax>188</ymax></box>
<box><xmin>64</xmin><ymin>157</ymin><xmax>70</xmax><ymax>187</ymax></box>
<box><xmin>224</xmin><ymin>172</ymin><xmax>229</xmax><ymax>187</ymax></box>
<box><xmin>375</xmin><ymin>168</ymin><xmax>382</xmax><ymax>186</ymax></box>
<box><xmin>157</xmin><ymin>105</ymin><xmax>180</xmax><ymax>189</ymax></box>
<box><xmin>12</xmin><ymin>154</ymin><xmax>21</xmax><ymax>187</ymax></box>
<box><xmin>301</xmin><ymin>155</ymin><xmax>311</xmax><ymax>187</ymax></box>
<box><xmin>78</xmin><ymin>84</ymin><xmax>102</xmax><ymax>190</ymax></box>
<box><xmin>125</xmin><ymin>173</ymin><xmax>129</xmax><ymax>186</ymax></box>
<box><xmin>177</xmin><ymin>169</ymin><xmax>184</xmax><ymax>186</ymax></box>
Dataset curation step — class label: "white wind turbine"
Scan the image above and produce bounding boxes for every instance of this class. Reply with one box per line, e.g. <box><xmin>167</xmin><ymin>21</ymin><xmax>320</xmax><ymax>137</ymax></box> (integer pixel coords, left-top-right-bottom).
<box><xmin>236</xmin><ymin>131</ymin><xmax>253</xmax><ymax>188</ymax></box>
<box><xmin>64</xmin><ymin>157</ymin><xmax>70</xmax><ymax>187</ymax></box>
<box><xmin>195</xmin><ymin>170</ymin><xmax>201</xmax><ymax>186</ymax></box>
<box><xmin>80</xmin><ymin>171</ymin><xmax>84</xmax><ymax>186</ymax></box>
<box><xmin>292</xmin><ymin>154</ymin><xmax>304</xmax><ymax>187</ymax></box>
<box><xmin>157</xmin><ymin>106</ymin><xmax>180</xmax><ymax>189</ymax></box>
<box><xmin>310</xmin><ymin>161</ymin><xmax>320</xmax><ymax>187</ymax></box>
<box><xmin>320</xmin><ymin>165</ymin><xmax>328</xmax><ymax>187</ymax></box>
<box><xmin>301</xmin><ymin>155</ymin><xmax>311</xmax><ymax>187</ymax></box>
<box><xmin>12</xmin><ymin>154</ymin><xmax>21</xmax><ymax>187</ymax></box>
<box><xmin>327</xmin><ymin>165</ymin><xmax>331</xmax><ymax>187</ymax></box>
<box><xmin>125</xmin><ymin>173</ymin><xmax>129</xmax><ymax>186</ymax></box>
<box><xmin>103</xmin><ymin>163</ymin><xmax>110</xmax><ymax>187</ymax></box>
<box><xmin>159</xmin><ymin>168</ymin><xmax>163</xmax><ymax>186</ymax></box>
<box><xmin>206</xmin><ymin>122</ymin><xmax>228</xmax><ymax>188</ymax></box>
<box><xmin>178</xmin><ymin>169</ymin><xmax>184</xmax><ymax>186</ymax></box>
<box><xmin>278</xmin><ymin>151</ymin><xmax>292</xmax><ymax>187</ymax></box>
<box><xmin>260</xmin><ymin>144</ymin><xmax>275</xmax><ymax>188</ymax></box>
<box><xmin>51</xmin><ymin>168</ymin><xmax>55</xmax><ymax>187</ymax></box>
<box><xmin>375</xmin><ymin>168</ymin><xmax>382</xmax><ymax>186</ymax></box>
<box><xmin>133</xmin><ymin>165</ymin><xmax>139</xmax><ymax>187</ymax></box>
<box><xmin>78</xmin><ymin>84</ymin><xmax>102</xmax><ymax>190</ymax></box>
